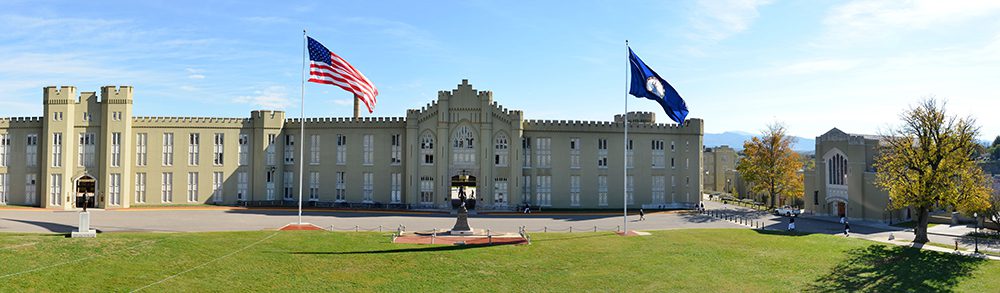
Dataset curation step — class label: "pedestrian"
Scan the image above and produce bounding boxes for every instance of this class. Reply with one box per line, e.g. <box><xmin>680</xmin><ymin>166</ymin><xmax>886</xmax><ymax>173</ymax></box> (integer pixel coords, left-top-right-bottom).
<box><xmin>788</xmin><ymin>217</ymin><xmax>796</xmax><ymax>232</ymax></box>
<box><xmin>523</xmin><ymin>205</ymin><xmax>530</xmax><ymax>214</ymax></box>
<box><xmin>700</xmin><ymin>202</ymin><xmax>705</xmax><ymax>212</ymax></box>
<box><xmin>639</xmin><ymin>208</ymin><xmax>645</xmax><ymax>221</ymax></box>
<box><xmin>839</xmin><ymin>216</ymin><xmax>845</xmax><ymax>224</ymax></box>
<box><xmin>844</xmin><ymin>222</ymin><xmax>850</xmax><ymax>237</ymax></box>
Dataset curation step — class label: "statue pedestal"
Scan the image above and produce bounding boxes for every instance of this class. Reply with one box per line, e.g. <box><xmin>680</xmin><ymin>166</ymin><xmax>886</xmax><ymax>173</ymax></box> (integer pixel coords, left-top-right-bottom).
<box><xmin>71</xmin><ymin>211</ymin><xmax>97</xmax><ymax>238</ymax></box>
<box><xmin>450</xmin><ymin>206</ymin><xmax>475</xmax><ymax>235</ymax></box>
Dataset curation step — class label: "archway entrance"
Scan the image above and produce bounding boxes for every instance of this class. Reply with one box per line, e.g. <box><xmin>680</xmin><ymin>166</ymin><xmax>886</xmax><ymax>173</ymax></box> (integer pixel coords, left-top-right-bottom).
<box><xmin>450</xmin><ymin>171</ymin><xmax>477</xmax><ymax>210</ymax></box>
<box><xmin>76</xmin><ymin>175</ymin><xmax>96</xmax><ymax>209</ymax></box>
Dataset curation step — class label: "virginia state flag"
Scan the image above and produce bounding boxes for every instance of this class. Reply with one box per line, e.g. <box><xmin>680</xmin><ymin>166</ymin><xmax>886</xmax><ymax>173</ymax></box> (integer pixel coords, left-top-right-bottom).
<box><xmin>628</xmin><ymin>47</ymin><xmax>689</xmax><ymax>124</ymax></box>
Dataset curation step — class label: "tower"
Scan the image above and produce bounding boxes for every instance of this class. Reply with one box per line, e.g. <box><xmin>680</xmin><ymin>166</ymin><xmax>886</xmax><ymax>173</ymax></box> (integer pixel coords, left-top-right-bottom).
<box><xmin>41</xmin><ymin>86</ymin><xmax>77</xmax><ymax>209</ymax></box>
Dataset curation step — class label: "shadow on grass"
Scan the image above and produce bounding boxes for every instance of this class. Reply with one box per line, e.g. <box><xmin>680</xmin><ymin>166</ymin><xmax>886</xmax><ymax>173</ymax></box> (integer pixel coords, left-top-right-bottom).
<box><xmin>752</xmin><ymin>229</ymin><xmax>812</xmax><ymax>237</ymax></box>
<box><xmin>289</xmin><ymin>244</ymin><xmax>491</xmax><ymax>255</ymax></box>
<box><xmin>529</xmin><ymin>233</ymin><xmax>614</xmax><ymax>243</ymax></box>
<box><xmin>804</xmin><ymin>244</ymin><xmax>986</xmax><ymax>292</ymax></box>
<box><xmin>3</xmin><ymin>218</ymin><xmax>76</xmax><ymax>233</ymax></box>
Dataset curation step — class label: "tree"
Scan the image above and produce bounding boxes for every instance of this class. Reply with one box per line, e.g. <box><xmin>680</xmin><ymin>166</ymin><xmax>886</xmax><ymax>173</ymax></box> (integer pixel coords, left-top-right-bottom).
<box><xmin>736</xmin><ymin>123</ymin><xmax>804</xmax><ymax>209</ymax></box>
<box><xmin>874</xmin><ymin>99</ymin><xmax>992</xmax><ymax>243</ymax></box>
<box><xmin>986</xmin><ymin>178</ymin><xmax>1000</xmax><ymax>229</ymax></box>
<box><xmin>992</xmin><ymin>135</ymin><xmax>1000</xmax><ymax>148</ymax></box>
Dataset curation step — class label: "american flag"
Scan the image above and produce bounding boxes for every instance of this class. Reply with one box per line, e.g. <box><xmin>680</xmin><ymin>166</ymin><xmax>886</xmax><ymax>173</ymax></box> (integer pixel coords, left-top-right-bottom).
<box><xmin>307</xmin><ymin>37</ymin><xmax>378</xmax><ymax>113</ymax></box>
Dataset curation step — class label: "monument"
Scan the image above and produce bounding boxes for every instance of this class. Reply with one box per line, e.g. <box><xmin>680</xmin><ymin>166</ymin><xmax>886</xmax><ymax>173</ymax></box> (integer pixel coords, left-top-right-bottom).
<box><xmin>450</xmin><ymin>186</ymin><xmax>474</xmax><ymax>235</ymax></box>
<box><xmin>71</xmin><ymin>192</ymin><xmax>97</xmax><ymax>238</ymax></box>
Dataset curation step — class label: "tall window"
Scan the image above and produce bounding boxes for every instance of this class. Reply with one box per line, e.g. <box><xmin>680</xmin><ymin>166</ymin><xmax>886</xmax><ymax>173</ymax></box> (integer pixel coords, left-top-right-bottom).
<box><xmin>187</xmin><ymin>172</ymin><xmax>199</xmax><ymax>202</ymax></box>
<box><xmin>336</xmin><ymin>134</ymin><xmax>347</xmax><ymax>165</ymax></box>
<box><xmin>494</xmin><ymin>178</ymin><xmax>508</xmax><ymax>206</ymax></box>
<box><xmin>0</xmin><ymin>134</ymin><xmax>7</xmax><ymax>167</ymax></box>
<box><xmin>390</xmin><ymin>134</ymin><xmax>402</xmax><ymax>165</ymax></box>
<box><xmin>390</xmin><ymin>173</ymin><xmax>401</xmax><ymax>203</ymax></box>
<box><xmin>494</xmin><ymin>134</ymin><xmax>508</xmax><ymax>167</ymax></box>
<box><xmin>50</xmin><ymin>174</ymin><xmax>62</xmax><ymax>206</ymax></box>
<box><xmin>828</xmin><ymin>153</ymin><xmax>848</xmax><ymax>185</ymax></box>
<box><xmin>25</xmin><ymin>173</ymin><xmax>36</xmax><ymax>205</ymax></box>
<box><xmin>452</xmin><ymin>126</ymin><xmax>475</xmax><ymax>165</ymax></box>
<box><xmin>598</xmin><ymin>138</ymin><xmax>608</xmax><ymax>168</ymax></box>
<box><xmin>26</xmin><ymin>134</ymin><xmax>38</xmax><ymax>167</ymax></box>
<box><xmin>78</xmin><ymin>133</ymin><xmax>95</xmax><ymax>167</ymax></box>
<box><xmin>521</xmin><ymin>137</ymin><xmax>531</xmax><ymax>168</ymax></box>
<box><xmin>626</xmin><ymin>139</ymin><xmax>634</xmax><ymax>169</ymax></box>
<box><xmin>52</xmin><ymin>133</ymin><xmax>62</xmax><ymax>167</ymax></box>
<box><xmin>135</xmin><ymin>173</ymin><xmax>146</xmax><ymax>204</ymax></box>
<box><xmin>266</xmin><ymin>170</ymin><xmax>275</xmax><ymax>200</ymax></box>
<box><xmin>283</xmin><ymin>171</ymin><xmax>294</xmax><ymax>200</ymax></box>
<box><xmin>110</xmin><ymin>132</ymin><xmax>121</xmax><ymax>167</ymax></box>
<box><xmin>237</xmin><ymin>172</ymin><xmax>248</xmax><ymax>201</ymax></box>
<box><xmin>420</xmin><ymin>134</ymin><xmax>434</xmax><ymax>165</ymax></box>
<box><xmin>0</xmin><ymin>174</ymin><xmax>6</xmax><ymax>204</ymax></box>
<box><xmin>162</xmin><ymin>172</ymin><xmax>173</xmax><ymax>203</ymax></box>
<box><xmin>162</xmin><ymin>133</ymin><xmax>174</xmax><ymax>166</ymax></box>
<box><xmin>671</xmin><ymin>141</ymin><xmax>675</xmax><ymax>151</ymax></box>
<box><xmin>570</xmin><ymin>175</ymin><xmax>581</xmax><ymax>206</ymax></box>
<box><xmin>686</xmin><ymin>158</ymin><xmax>690</xmax><ymax>169</ymax></box>
<box><xmin>310</xmin><ymin>135</ymin><xmax>320</xmax><ymax>165</ymax></box>
<box><xmin>212</xmin><ymin>172</ymin><xmax>223</xmax><ymax>203</ymax></box>
<box><xmin>522</xmin><ymin>175</ymin><xmax>531</xmax><ymax>203</ymax></box>
<box><xmin>535</xmin><ymin>176</ymin><xmax>551</xmax><ymax>206</ymax></box>
<box><xmin>238</xmin><ymin>134</ymin><xmax>249</xmax><ymax>166</ymax></box>
<box><xmin>136</xmin><ymin>133</ymin><xmax>147</xmax><ymax>166</ymax></box>
<box><xmin>569</xmin><ymin>138</ymin><xmax>580</xmax><ymax>169</ymax></box>
<box><xmin>109</xmin><ymin>173</ymin><xmax>121</xmax><ymax>206</ymax></box>
<box><xmin>336</xmin><ymin>172</ymin><xmax>346</xmax><ymax>202</ymax></box>
<box><xmin>535</xmin><ymin>138</ymin><xmax>551</xmax><ymax>168</ymax></box>
<box><xmin>213</xmin><ymin>133</ymin><xmax>224</xmax><ymax>166</ymax></box>
<box><xmin>652</xmin><ymin>176</ymin><xmax>665</xmax><ymax>204</ymax></box>
<box><xmin>363</xmin><ymin>134</ymin><xmax>374</xmax><ymax>166</ymax></box>
<box><xmin>284</xmin><ymin>135</ymin><xmax>295</xmax><ymax>165</ymax></box>
<box><xmin>672</xmin><ymin>175</ymin><xmax>676</xmax><ymax>187</ymax></box>
<box><xmin>309</xmin><ymin>172</ymin><xmax>320</xmax><ymax>201</ymax></box>
<box><xmin>362</xmin><ymin>172</ymin><xmax>374</xmax><ymax>202</ymax></box>
<box><xmin>188</xmin><ymin>133</ymin><xmax>200</xmax><ymax>166</ymax></box>
<box><xmin>266</xmin><ymin>134</ymin><xmax>276</xmax><ymax>166</ymax></box>
<box><xmin>598</xmin><ymin>175</ymin><xmax>608</xmax><ymax>206</ymax></box>
<box><xmin>627</xmin><ymin>175</ymin><xmax>634</xmax><ymax>205</ymax></box>
<box><xmin>652</xmin><ymin>140</ymin><xmax>665</xmax><ymax>168</ymax></box>
<box><xmin>420</xmin><ymin>176</ymin><xmax>434</xmax><ymax>204</ymax></box>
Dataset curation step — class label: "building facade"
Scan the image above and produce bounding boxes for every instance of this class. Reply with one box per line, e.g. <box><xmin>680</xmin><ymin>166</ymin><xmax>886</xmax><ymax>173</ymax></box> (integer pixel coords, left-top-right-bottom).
<box><xmin>0</xmin><ymin>80</ymin><xmax>703</xmax><ymax>210</ymax></box>
<box><xmin>702</xmin><ymin>145</ymin><xmax>737</xmax><ymax>194</ymax></box>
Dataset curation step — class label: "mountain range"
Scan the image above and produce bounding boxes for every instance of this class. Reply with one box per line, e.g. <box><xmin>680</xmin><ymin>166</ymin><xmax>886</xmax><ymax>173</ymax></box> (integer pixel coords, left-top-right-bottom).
<box><xmin>704</xmin><ymin>131</ymin><xmax>816</xmax><ymax>153</ymax></box>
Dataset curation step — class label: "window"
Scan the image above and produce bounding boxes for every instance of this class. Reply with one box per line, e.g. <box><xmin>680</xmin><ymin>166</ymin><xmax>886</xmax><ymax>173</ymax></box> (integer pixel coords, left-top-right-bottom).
<box><xmin>111</xmin><ymin>132</ymin><xmax>121</xmax><ymax>167</ymax></box>
<box><xmin>78</xmin><ymin>133</ymin><xmax>95</xmax><ymax>167</ymax></box>
<box><xmin>494</xmin><ymin>134</ymin><xmax>509</xmax><ymax>167</ymax></box>
<box><xmin>25</xmin><ymin>173</ymin><xmax>36</xmax><ymax>205</ymax></box>
<box><xmin>237</xmin><ymin>172</ymin><xmax>248</xmax><ymax>201</ymax></box>
<box><xmin>362</xmin><ymin>172</ymin><xmax>374</xmax><ymax>202</ymax></box>
<box><xmin>652</xmin><ymin>140</ymin><xmax>665</xmax><ymax>168</ymax></box>
<box><xmin>135</xmin><ymin>173</ymin><xmax>146</xmax><ymax>204</ymax></box>
<box><xmin>82</xmin><ymin>112</ymin><xmax>90</xmax><ymax>121</ymax></box>
<box><xmin>239</xmin><ymin>134</ymin><xmax>249</xmax><ymax>166</ymax></box>
<box><xmin>671</xmin><ymin>141</ymin><xmax>675</xmax><ymax>151</ymax></box>
<box><xmin>598</xmin><ymin>138</ymin><xmax>608</xmax><ymax>168</ymax></box>
<box><xmin>494</xmin><ymin>178</ymin><xmax>508</xmax><ymax>206</ymax></box>
<box><xmin>535</xmin><ymin>176</ymin><xmax>551</xmax><ymax>206</ymax></box>
<box><xmin>627</xmin><ymin>139</ymin><xmax>634</xmax><ymax>169</ymax></box>
<box><xmin>283</xmin><ymin>171</ymin><xmax>294</xmax><ymax>200</ymax></box>
<box><xmin>686</xmin><ymin>158</ymin><xmax>690</xmax><ymax>169</ymax></box>
<box><xmin>309</xmin><ymin>172</ymin><xmax>320</xmax><ymax>201</ymax></box>
<box><xmin>162</xmin><ymin>172</ymin><xmax>173</xmax><ymax>203</ymax></box>
<box><xmin>109</xmin><ymin>173</ymin><xmax>121</xmax><ymax>206</ymax></box>
<box><xmin>266</xmin><ymin>134</ymin><xmax>276</xmax><ymax>165</ymax></box>
<box><xmin>53</xmin><ymin>112</ymin><xmax>63</xmax><ymax>121</ymax></box>
<box><xmin>522</xmin><ymin>176</ymin><xmax>531</xmax><ymax>203</ymax></box>
<box><xmin>188</xmin><ymin>133</ymin><xmax>200</xmax><ymax>166</ymax></box>
<box><xmin>163</xmin><ymin>133</ymin><xmax>174</xmax><ymax>166</ymax></box>
<box><xmin>391</xmin><ymin>173</ymin><xmax>401</xmax><ymax>203</ymax></box>
<box><xmin>672</xmin><ymin>175</ymin><xmax>676</xmax><ymax>187</ymax></box>
<box><xmin>266</xmin><ymin>169</ymin><xmax>275</xmax><ymax>200</ymax></box>
<box><xmin>570</xmin><ymin>175</ymin><xmax>581</xmax><ymax>206</ymax></box>
<box><xmin>363</xmin><ymin>134</ymin><xmax>374</xmax><ymax>166</ymax></box>
<box><xmin>686</xmin><ymin>176</ymin><xmax>690</xmax><ymax>186</ymax></box>
<box><xmin>420</xmin><ymin>134</ymin><xmax>434</xmax><ymax>165</ymax></box>
<box><xmin>569</xmin><ymin>138</ymin><xmax>580</xmax><ymax>169</ymax></box>
<box><xmin>187</xmin><ymin>172</ymin><xmax>199</xmax><ymax>202</ymax></box>
<box><xmin>310</xmin><ymin>135</ymin><xmax>320</xmax><ymax>165</ymax></box>
<box><xmin>652</xmin><ymin>176</ymin><xmax>665</xmax><ymax>204</ymax></box>
<box><xmin>50</xmin><ymin>174</ymin><xmax>62</xmax><ymax>206</ymax></box>
<box><xmin>535</xmin><ymin>138</ymin><xmax>551</xmax><ymax>168</ymax></box>
<box><xmin>52</xmin><ymin>133</ymin><xmax>62</xmax><ymax>167</ymax></box>
<box><xmin>213</xmin><ymin>133</ymin><xmax>224</xmax><ymax>166</ymax></box>
<box><xmin>390</xmin><ymin>134</ymin><xmax>402</xmax><ymax>165</ymax></box>
<box><xmin>284</xmin><ymin>134</ymin><xmax>295</xmax><ymax>165</ymax></box>
<box><xmin>112</xmin><ymin>111</ymin><xmax>121</xmax><ymax>121</ymax></box>
<box><xmin>0</xmin><ymin>174</ymin><xmax>6</xmax><ymax>204</ymax></box>
<box><xmin>26</xmin><ymin>134</ymin><xmax>38</xmax><ymax>167</ymax></box>
<box><xmin>598</xmin><ymin>175</ymin><xmax>608</xmax><ymax>206</ymax></box>
<box><xmin>212</xmin><ymin>172</ymin><xmax>223</xmax><ymax>203</ymax></box>
<box><xmin>627</xmin><ymin>175</ymin><xmax>634</xmax><ymax>205</ymax></box>
<box><xmin>814</xmin><ymin>191</ymin><xmax>819</xmax><ymax>205</ymax></box>
<box><xmin>452</xmin><ymin>126</ymin><xmax>475</xmax><ymax>165</ymax></box>
<box><xmin>419</xmin><ymin>176</ymin><xmax>434</xmax><ymax>204</ymax></box>
<box><xmin>828</xmin><ymin>153</ymin><xmax>848</xmax><ymax>185</ymax></box>
<box><xmin>522</xmin><ymin>137</ymin><xmax>531</xmax><ymax>168</ymax></box>
<box><xmin>336</xmin><ymin>172</ymin><xmax>346</xmax><ymax>202</ymax></box>
<box><xmin>336</xmin><ymin>134</ymin><xmax>347</xmax><ymax>165</ymax></box>
<box><xmin>671</xmin><ymin>157</ymin><xmax>675</xmax><ymax>168</ymax></box>
<box><xmin>136</xmin><ymin>133</ymin><xmax>147</xmax><ymax>166</ymax></box>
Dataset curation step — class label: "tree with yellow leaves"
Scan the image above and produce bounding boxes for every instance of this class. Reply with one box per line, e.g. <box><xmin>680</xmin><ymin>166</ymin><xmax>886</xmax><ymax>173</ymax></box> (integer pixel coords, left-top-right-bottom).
<box><xmin>736</xmin><ymin>123</ymin><xmax>804</xmax><ymax>209</ymax></box>
<box><xmin>875</xmin><ymin>99</ymin><xmax>991</xmax><ymax>243</ymax></box>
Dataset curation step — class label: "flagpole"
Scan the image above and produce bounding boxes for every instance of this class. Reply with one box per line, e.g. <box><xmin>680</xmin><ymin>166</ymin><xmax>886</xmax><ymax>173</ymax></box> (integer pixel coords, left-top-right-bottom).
<box><xmin>623</xmin><ymin>39</ymin><xmax>629</xmax><ymax>234</ymax></box>
<box><xmin>298</xmin><ymin>29</ymin><xmax>306</xmax><ymax>225</ymax></box>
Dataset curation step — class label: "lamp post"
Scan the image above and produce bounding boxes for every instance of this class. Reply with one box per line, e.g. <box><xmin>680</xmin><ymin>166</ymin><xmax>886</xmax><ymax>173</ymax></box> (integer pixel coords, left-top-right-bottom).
<box><xmin>974</xmin><ymin>212</ymin><xmax>980</xmax><ymax>254</ymax></box>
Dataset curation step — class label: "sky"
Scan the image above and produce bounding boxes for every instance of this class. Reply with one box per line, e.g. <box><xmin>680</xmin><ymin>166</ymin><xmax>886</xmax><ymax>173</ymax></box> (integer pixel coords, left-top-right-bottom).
<box><xmin>1</xmin><ymin>0</ymin><xmax>999</xmax><ymax>139</ymax></box>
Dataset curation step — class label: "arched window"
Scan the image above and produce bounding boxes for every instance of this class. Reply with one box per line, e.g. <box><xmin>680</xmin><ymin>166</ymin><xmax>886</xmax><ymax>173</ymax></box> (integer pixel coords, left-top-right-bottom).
<box><xmin>452</xmin><ymin>126</ymin><xmax>475</xmax><ymax>165</ymax></box>
<box><xmin>495</xmin><ymin>134</ymin><xmax>508</xmax><ymax>167</ymax></box>
<box><xmin>420</xmin><ymin>133</ymin><xmax>434</xmax><ymax>165</ymax></box>
<box><xmin>828</xmin><ymin>153</ymin><xmax>847</xmax><ymax>185</ymax></box>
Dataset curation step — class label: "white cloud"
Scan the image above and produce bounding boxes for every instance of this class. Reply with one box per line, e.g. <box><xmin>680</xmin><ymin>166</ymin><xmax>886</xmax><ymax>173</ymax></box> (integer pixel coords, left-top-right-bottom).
<box><xmin>822</xmin><ymin>0</ymin><xmax>1000</xmax><ymax>44</ymax></box>
<box><xmin>688</xmin><ymin>0</ymin><xmax>774</xmax><ymax>42</ymax></box>
<box><xmin>188</xmin><ymin>74</ymin><xmax>205</xmax><ymax>79</ymax></box>
<box><xmin>232</xmin><ymin>86</ymin><xmax>291</xmax><ymax>109</ymax></box>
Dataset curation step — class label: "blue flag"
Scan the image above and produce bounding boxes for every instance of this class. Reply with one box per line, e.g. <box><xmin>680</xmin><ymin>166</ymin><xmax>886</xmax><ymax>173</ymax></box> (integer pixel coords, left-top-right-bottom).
<box><xmin>628</xmin><ymin>47</ymin><xmax>689</xmax><ymax>124</ymax></box>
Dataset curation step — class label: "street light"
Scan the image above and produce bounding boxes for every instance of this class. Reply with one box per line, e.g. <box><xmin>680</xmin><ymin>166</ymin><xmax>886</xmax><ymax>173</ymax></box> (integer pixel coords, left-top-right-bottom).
<box><xmin>974</xmin><ymin>212</ymin><xmax>980</xmax><ymax>254</ymax></box>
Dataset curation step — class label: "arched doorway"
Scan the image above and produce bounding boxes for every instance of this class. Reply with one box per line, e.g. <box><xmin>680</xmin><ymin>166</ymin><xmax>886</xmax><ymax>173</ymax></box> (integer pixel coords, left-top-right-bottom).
<box><xmin>450</xmin><ymin>171</ymin><xmax>477</xmax><ymax>210</ymax></box>
<box><xmin>75</xmin><ymin>175</ymin><xmax>97</xmax><ymax>209</ymax></box>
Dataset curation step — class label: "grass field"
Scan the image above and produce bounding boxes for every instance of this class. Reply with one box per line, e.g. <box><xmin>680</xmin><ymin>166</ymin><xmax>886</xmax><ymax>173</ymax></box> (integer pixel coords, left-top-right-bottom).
<box><xmin>1</xmin><ymin>229</ymin><xmax>998</xmax><ymax>292</ymax></box>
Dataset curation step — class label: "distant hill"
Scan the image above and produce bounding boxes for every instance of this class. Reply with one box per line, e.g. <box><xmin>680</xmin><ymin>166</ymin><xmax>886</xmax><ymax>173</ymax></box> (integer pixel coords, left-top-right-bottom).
<box><xmin>704</xmin><ymin>131</ymin><xmax>815</xmax><ymax>152</ymax></box>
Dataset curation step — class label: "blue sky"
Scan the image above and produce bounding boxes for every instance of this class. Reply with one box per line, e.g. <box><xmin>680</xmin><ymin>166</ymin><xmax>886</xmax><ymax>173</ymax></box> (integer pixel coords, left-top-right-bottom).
<box><xmin>1</xmin><ymin>0</ymin><xmax>999</xmax><ymax>138</ymax></box>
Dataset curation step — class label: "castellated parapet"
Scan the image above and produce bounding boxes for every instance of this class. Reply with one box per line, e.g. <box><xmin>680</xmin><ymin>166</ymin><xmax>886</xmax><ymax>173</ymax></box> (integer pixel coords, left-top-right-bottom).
<box><xmin>524</xmin><ymin>117</ymin><xmax>702</xmax><ymax>134</ymax></box>
<box><xmin>0</xmin><ymin>117</ymin><xmax>43</xmax><ymax>128</ymax></box>
<box><xmin>101</xmin><ymin>86</ymin><xmax>133</xmax><ymax>104</ymax></box>
<box><xmin>43</xmin><ymin>86</ymin><xmax>77</xmax><ymax>104</ymax></box>
<box><xmin>285</xmin><ymin>116</ymin><xmax>406</xmax><ymax>129</ymax></box>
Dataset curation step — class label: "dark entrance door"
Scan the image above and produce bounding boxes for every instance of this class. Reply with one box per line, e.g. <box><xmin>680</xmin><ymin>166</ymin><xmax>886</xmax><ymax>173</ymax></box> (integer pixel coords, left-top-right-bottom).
<box><xmin>837</xmin><ymin>202</ymin><xmax>846</xmax><ymax>217</ymax></box>
<box><xmin>450</xmin><ymin>173</ymin><xmax>477</xmax><ymax>210</ymax></box>
<box><xmin>76</xmin><ymin>176</ymin><xmax>96</xmax><ymax>208</ymax></box>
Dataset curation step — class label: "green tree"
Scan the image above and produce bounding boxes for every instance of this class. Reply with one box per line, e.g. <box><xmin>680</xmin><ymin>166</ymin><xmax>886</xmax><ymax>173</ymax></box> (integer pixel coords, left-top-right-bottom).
<box><xmin>874</xmin><ymin>99</ymin><xmax>992</xmax><ymax>243</ymax></box>
<box><xmin>736</xmin><ymin>123</ymin><xmax>804</xmax><ymax>208</ymax></box>
<box><xmin>992</xmin><ymin>135</ymin><xmax>1000</xmax><ymax>148</ymax></box>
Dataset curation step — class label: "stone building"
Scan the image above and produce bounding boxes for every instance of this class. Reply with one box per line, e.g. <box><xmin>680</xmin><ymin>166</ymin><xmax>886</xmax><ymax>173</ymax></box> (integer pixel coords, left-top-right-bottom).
<box><xmin>0</xmin><ymin>80</ymin><xmax>704</xmax><ymax>211</ymax></box>
<box><xmin>703</xmin><ymin>145</ymin><xmax>737</xmax><ymax>194</ymax></box>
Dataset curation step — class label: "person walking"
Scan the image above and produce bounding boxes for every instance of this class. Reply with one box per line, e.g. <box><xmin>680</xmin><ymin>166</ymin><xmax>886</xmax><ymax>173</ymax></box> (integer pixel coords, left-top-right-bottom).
<box><xmin>844</xmin><ymin>222</ymin><xmax>850</xmax><ymax>237</ymax></box>
<box><xmin>787</xmin><ymin>217</ymin><xmax>796</xmax><ymax>232</ymax></box>
<box><xmin>639</xmin><ymin>208</ymin><xmax>645</xmax><ymax>221</ymax></box>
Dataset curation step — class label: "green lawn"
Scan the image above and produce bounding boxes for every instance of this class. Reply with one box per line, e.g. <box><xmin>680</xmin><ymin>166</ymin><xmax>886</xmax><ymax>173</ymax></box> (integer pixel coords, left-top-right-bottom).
<box><xmin>1</xmin><ymin>229</ymin><xmax>998</xmax><ymax>292</ymax></box>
